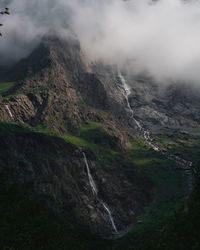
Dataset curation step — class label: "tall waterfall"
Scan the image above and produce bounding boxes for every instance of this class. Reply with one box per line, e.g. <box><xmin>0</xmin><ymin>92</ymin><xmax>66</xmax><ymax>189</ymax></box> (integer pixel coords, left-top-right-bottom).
<box><xmin>115</xmin><ymin>71</ymin><xmax>194</xmax><ymax>192</ymax></box>
<box><xmin>115</xmin><ymin>71</ymin><xmax>159</xmax><ymax>151</ymax></box>
<box><xmin>102</xmin><ymin>202</ymin><xmax>118</xmax><ymax>233</ymax></box>
<box><xmin>117</xmin><ymin>72</ymin><xmax>142</xmax><ymax>131</ymax></box>
<box><xmin>83</xmin><ymin>152</ymin><xmax>98</xmax><ymax>196</ymax></box>
<box><xmin>82</xmin><ymin>152</ymin><xmax>118</xmax><ymax>234</ymax></box>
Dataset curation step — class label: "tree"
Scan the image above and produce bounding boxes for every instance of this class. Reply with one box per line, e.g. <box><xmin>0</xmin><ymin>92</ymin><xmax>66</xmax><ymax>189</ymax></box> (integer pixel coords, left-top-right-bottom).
<box><xmin>0</xmin><ymin>8</ymin><xmax>10</xmax><ymax>36</ymax></box>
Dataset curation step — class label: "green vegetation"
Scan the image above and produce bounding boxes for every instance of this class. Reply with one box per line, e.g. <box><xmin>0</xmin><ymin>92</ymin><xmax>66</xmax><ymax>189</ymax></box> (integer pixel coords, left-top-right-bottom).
<box><xmin>115</xmin><ymin>136</ymin><xmax>188</xmax><ymax>248</ymax></box>
<box><xmin>64</xmin><ymin>122</ymin><xmax>103</xmax><ymax>150</ymax></box>
<box><xmin>34</xmin><ymin>124</ymin><xmax>60</xmax><ymax>137</ymax></box>
<box><xmin>33</xmin><ymin>122</ymin><xmax>121</xmax><ymax>163</ymax></box>
<box><xmin>126</xmin><ymin>166</ymin><xmax>200</xmax><ymax>250</ymax></box>
<box><xmin>80</xmin><ymin>121</ymin><xmax>103</xmax><ymax>131</ymax></box>
<box><xmin>0</xmin><ymin>122</ymin><xmax>30</xmax><ymax>134</ymax></box>
<box><xmin>156</xmin><ymin>129</ymin><xmax>200</xmax><ymax>163</ymax></box>
<box><xmin>65</xmin><ymin>121</ymin><xmax>121</xmax><ymax>162</ymax></box>
<box><xmin>0</xmin><ymin>82</ymin><xmax>16</xmax><ymax>94</ymax></box>
<box><xmin>65</xmin><ymin>133</ymin><xmax>100</xmax><ymax>150</ymax></box>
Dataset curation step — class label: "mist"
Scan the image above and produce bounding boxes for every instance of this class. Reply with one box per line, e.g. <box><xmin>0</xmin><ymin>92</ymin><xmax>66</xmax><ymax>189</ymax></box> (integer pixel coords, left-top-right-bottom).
<box><xmin>1</xmin><ymin>0</ymin><xmax>200</xmax><ymax>84</ymax></box>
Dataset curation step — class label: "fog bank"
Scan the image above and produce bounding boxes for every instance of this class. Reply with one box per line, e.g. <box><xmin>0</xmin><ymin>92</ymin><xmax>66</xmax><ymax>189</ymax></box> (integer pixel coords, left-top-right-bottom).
<box><xmin>1</xmin><ymin>0</ymin><xmax>200</xmax><ymax>84</ymax></box>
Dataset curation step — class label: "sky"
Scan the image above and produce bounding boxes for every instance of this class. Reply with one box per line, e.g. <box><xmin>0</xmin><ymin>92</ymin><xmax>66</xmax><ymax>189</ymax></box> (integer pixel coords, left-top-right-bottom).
<box><xmin>1</xmin><ymin>0</ymin><xmax>200</xmax><ymax>84</ymax></box>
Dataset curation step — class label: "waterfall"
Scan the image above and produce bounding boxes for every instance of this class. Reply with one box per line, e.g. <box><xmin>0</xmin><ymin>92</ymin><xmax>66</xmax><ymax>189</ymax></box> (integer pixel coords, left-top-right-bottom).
<box><xmin>117</xmin><ymin>71</ymin><xmax>143</xmax><ymax>130</ymax></box>
<box><xmin>115</xmin><ymin>71</ymin><xmax>158</xmax><ymax>148</ymax></box>
<box><xmin>115</xmin><ymin>71</ymin><xmax>194</xmax><ymax>191</ymax></box>
<box><xmin>82</xmin><ymin>152</ymin><xmax>118</xmax><ymax>234</ymax></box>
<box><xmin>5</xmin><ymin>104</ymin><xmax>13</xmax><ymax>119</ymax></box>
<box><xmin>102</xmin><ymin>202</ymin><xmax>118</xmax><ymax>233</ymax></box>
<box><xmin>83</xmin><ymin>152</ymin><xmax>98</xmax><ymax>196</ymax></box>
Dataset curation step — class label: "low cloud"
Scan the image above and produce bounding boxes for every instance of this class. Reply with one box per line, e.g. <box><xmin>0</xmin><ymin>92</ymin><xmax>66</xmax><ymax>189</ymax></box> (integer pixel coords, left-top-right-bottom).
<box><xmin>1</xmin><ymin>0</ymin><xmax>200</xmax><ymax>84</ymax></box>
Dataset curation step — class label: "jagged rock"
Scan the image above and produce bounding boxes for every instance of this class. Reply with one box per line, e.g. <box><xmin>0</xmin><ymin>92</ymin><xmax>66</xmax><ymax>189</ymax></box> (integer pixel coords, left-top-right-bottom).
<box><xmin>0</xmin><ymin>35</ymin><xmax>129</xmax><ymax>147</ymax></box>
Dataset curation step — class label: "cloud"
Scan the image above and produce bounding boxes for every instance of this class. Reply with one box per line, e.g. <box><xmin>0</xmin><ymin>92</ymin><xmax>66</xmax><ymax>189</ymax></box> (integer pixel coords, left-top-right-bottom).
<box><xmin>1</xmin><ymin>0</ymin><xmax>200</xmax><ymax>84</ymax></box>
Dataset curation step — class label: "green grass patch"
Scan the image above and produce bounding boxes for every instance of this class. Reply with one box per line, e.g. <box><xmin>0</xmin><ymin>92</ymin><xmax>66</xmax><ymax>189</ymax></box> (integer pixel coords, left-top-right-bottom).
<box><xmin>79</xmin><ymin>122</ymin><xmax>104</xmax><ymax>142</ymax></box>
<box><xmin>80</xmin><ymin>121</ymin><xmax>103</xmax><ymax>130</ymax></box>
<box><xmin>33</xmin><ymin>124</ymin><xmax>60</xmax><ymax>137</ymax></box>
<box><xmin>157</xmin><ymin>130</ymin><xmax>200</xmax><ymax>163</ymax></box>
<box><xmin>33</xmin><ymin>122</ymin><xmax>120</xmax><ymax>163</ymax></box>
<box><xmin>79</xmin><ymin>121</ymin><xmax>120</xmax><ymax>152</ymax></box>
<box><xmin>65</xmin><ymin>121</ymin><xmax>121</xmax><ymax>162</ymax></box>
<box><xmin>0</xmin><ymin>122</ymin><xmax>30</xmax><ymax>134</ymax></box>
<box><xmin>65</xmin><ymin>133</ymin><xmax>100</xmax><ymax>151</ymax></box>
<box><xmin>0</xmin><ymin>82</ymin><xmax>16</xmax><ymax>95</ymax></box>
<box><xmin>119</xmin><ymin>136</ymin><xmax>188</xmax><ymax>244</ymax></box>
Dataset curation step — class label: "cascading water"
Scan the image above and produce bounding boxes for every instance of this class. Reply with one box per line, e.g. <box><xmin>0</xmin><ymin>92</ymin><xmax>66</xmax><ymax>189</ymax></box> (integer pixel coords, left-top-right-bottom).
<box><xmin>117</xmin><ymin>72</ymin><xmax>142</xmax><ymax>131</ymax></box>
<box><xmin>115</xmin><ymin>70</ymin><xmax>158</xmax><ymax>151</ymax></box>
<box><xmin>82</xmin><ymin>152</ymin><xmax>118</xmax><ymax>234</ymax></box>
<box><xmin>102</xmin><ymin>202</ymin><xmax>118</xmax><ymax>233</ymax></box>
<box><xmin>83</xmin><ymin>152</ymin><xmax>98</xmax><ymax>196</ymax></box>
<box><xmin>5</xmin><ymin>104</ymin><xmax>13</xmax><ymax>119</ymax></box>
<box><xmin>115</xmin><ymin>70</ymin><xmax>194</xmax><ymax>192</ymax></box>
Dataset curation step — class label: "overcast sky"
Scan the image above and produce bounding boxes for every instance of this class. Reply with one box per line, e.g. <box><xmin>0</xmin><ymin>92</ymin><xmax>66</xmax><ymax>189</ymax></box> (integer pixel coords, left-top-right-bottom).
<box><xmin>1</xmin><ymin>0</ymin><xmax>200</xmax><ymax>84</ymax></box>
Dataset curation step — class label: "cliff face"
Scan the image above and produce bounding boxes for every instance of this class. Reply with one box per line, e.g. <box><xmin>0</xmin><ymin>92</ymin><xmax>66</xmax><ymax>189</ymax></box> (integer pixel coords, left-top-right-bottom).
<box><xmin>92</xmin><ymin>63</ymin><xmax>200</xmax><ymax>132</ymax></box>
<box><xmin>0</xmin><ymin>124</ymin><xmax>153</xmax><ymax>237</ymax></box>
<box><xmin>0</xmin><ymin>35</ymin><xmax>129</xmax><ymax>145</ymax></box>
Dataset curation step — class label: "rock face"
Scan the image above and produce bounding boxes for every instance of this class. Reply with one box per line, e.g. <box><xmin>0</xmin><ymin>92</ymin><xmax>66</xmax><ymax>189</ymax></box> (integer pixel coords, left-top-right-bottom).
<box><xmin>92</xmin><ymin>64</ymin><xmax>200</xmax><ymax>133</ymax></box>
<box><xmin>127</xmin><ymin>81</ymin><xmax>200</xmax><ymax>130</ymax></box>
<box><xmin>0</xmin><ymin>35</ymin><xmax>127</xmax><ymax>142</ymax></box>
<box><xmin>0</xmin><ymin>125</ymin><xmax>153</xmax><ymax>238</ymax></box>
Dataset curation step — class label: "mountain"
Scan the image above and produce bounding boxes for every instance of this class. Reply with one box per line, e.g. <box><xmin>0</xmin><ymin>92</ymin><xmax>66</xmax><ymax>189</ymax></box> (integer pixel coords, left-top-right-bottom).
<box><xmin>0</xmin><ymin>33</ymin><xmax>199</xmax><ymax>248</ymax></box>
<box><xmin>0</xmin><ymin>34</ymin><xmax>156</xmax><ymax>238</ymax></box>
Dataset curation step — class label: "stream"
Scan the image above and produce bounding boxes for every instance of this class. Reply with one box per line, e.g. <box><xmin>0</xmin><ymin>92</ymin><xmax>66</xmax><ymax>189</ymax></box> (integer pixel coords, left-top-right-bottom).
<box><xmin>5</xmin><ymin>104</ymin><xmax>14</xmax><ymax>119</ymax></box>
<box><xmin>114</xmin><ymin>70</ymin><xmax>194</xmax><ymax>193</ymax></box>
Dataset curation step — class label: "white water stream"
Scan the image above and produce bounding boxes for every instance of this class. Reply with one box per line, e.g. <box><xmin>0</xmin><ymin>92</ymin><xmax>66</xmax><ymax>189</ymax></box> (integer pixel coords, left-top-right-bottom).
<box><xmin>83</xmin><ymin>152</ymin><xmax>98</xmax><ymax>196</ymax></box>
<box><xmin>115</xmin><ymin>71</ymin><xmax>194</xmax><ymax>192</ymax></box>
<box><xmin>82</xmin><ymin>152</ymin><xmax>118</xmax><ymax>234</ymax></box>
<box><xmin>5</xmin><ymin>104</ymin><xmax>13</xmax><ymax>119</ymax></box>
<box><xmin>102</xmin><ymin>202</ymin><xmax>118</xmax><ymax>233</ymax></box>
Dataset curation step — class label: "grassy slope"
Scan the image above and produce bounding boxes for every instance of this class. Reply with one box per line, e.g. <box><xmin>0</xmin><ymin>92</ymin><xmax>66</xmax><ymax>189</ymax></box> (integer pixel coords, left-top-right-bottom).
<box><xmin>34</xmin><ymin>122</ymin><xmax>121</xmax><ymax>162</ymax></box>
<box><xmin>0</xmin><ymin>82</ymin><xmax>16</xmax><ymax>95</ymax></box>
<box><xmin>128</xmin><ymin>169</ymin><xmax>200</xmax><ymax>250</ymax></box>
<box><xmin>156</xmin><ymin>128</ymin><xmax>200</xmax><ymax>163</ymax></box>
<box><xmin>116</xmin><ymin>137</ymin><xmax>187</xmax><ymax>248</ymax></box>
